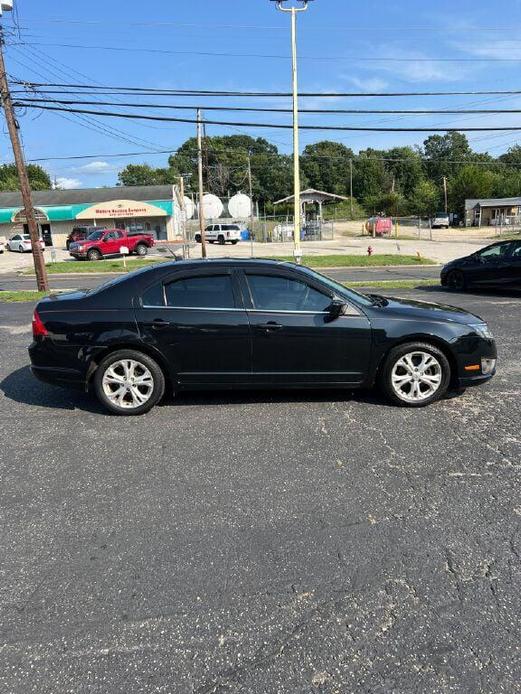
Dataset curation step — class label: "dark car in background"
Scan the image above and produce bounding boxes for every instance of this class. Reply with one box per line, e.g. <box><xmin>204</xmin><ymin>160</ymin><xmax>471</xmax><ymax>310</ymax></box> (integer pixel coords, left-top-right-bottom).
<box><xmin>441</xmin><ymin>239</ymin><xmax>521</xmax><ymax>290</ymax></box>
<box><xmin>29</xmin><ymin>259</ymin><xmax>497</xmax><ymax>415</ymax></box>
<box><xmin>66</xmin><ymin>225</ymin><xmax>105</xmax><ymax>250</ymax></box>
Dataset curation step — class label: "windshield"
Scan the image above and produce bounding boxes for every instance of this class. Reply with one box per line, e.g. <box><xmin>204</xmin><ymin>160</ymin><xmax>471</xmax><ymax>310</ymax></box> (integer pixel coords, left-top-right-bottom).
<box><xmin>298</xmin><ymin>266</ymin><xmax>374</xmax><ymax>307</ymax></box>
<box><xmin>87</xmin><ymin>230</ymin><xmax>105</xmax><ymax>241</ymax></box>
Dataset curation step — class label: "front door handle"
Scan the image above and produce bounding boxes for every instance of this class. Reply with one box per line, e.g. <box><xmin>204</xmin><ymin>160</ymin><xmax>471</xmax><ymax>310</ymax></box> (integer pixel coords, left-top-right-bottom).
<box><xmin>256</xmin><ymin>322</ymin><xmax>283</xmax><ymax>333</ymax></box>
<box><xmin>152</xmin><ymin>318</ymin><xmax>170</xmax><ymax>330</ymax></box>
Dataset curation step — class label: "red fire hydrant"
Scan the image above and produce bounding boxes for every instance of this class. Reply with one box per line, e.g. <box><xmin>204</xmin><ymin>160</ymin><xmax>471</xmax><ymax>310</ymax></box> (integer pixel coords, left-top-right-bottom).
<box><xmin>367</xmin><ymin>246</ymin><xmax>373</xmax><ymax>256</ymax></box>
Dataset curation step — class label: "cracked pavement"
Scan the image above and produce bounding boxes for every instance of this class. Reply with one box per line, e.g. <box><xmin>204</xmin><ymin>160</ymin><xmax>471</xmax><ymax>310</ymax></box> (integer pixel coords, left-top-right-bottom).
<box><xmin>0</xmin><ymin>288</ymin><xmax>520</xmax><ymax>693</ymax></box>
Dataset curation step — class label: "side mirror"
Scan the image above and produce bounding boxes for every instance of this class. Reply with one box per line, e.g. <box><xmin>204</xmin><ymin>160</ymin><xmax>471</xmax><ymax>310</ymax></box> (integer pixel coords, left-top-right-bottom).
<box><xmin>325</xmin><ymin>298</ymin><xmax>347</xmax><ymax>323</ymax></box>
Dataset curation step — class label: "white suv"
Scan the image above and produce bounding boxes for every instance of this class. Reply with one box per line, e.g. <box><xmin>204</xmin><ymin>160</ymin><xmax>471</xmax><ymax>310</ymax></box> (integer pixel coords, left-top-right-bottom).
<box><xmin>196</xmin><ymin>224</ymin><xmax>242</xmax><ymax>245</ymax></box>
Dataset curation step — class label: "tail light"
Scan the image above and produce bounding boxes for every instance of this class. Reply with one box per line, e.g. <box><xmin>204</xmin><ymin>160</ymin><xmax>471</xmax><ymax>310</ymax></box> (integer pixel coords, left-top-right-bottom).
<box><xmin>32</xmin><ymin>309</ymin><xmax>48</xmax><ymax>339</ymax></box>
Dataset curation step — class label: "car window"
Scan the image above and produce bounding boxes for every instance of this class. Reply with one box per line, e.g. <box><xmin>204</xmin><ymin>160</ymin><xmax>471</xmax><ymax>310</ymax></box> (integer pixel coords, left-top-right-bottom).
<box><xmin>88</xmin><ymin>231</ymin><xmax>104</xmax><ymax>241</ymax></box>
<box><xmin>11</xmin><ymin>235</ymin><xmax>20</xmax><ymax>241</ymax></box>
<box><xmin>478</xmin><ymin>243</ymin><xmax>511</xmax><ymax>259</ymax></box>
<box><xmin>142</xmin><ymin>282</ymin><xmax>165</xmax><ymax>307</ymax></box>
<box><xmin>165</xmin><ymin>275</ymin><xmax>236</xmax><ymax>309</ymax></box>
<box><xmin>510</xmin><ymin>242</ymin><xmax>521</xmax><ymax>258</ymax></box>
<box><xmin>246</xmin><ymin>274</ymin><xmax>331</xmax><ymax>312</ymax></box>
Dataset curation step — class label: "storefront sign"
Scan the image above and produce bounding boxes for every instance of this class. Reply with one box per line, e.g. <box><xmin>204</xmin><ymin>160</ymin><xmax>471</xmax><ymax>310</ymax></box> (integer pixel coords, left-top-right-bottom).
<box><xmin>76</xmin><ymin>199</ymin><xmax>167</xmax><ymax>220</ymax></box>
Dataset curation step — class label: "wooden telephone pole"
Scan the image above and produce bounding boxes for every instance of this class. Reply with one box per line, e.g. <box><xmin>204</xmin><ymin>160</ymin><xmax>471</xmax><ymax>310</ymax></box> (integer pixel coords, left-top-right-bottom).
<box><xmin>196</xmin><ymin>109</ymin><xmax>207</xmax><ymax>258</ymax></box>
<box><xmin>0</xmin><ymin>30</ymin><xmax>48</xmax><ymax>290</ymax></box>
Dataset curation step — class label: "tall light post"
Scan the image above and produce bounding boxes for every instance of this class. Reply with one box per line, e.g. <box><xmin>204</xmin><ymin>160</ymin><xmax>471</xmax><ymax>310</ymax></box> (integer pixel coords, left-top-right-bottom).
<box><xmin>270</xmin><ymin>0</ymin><xmax>313</xmax><ymax>264</ymax></box>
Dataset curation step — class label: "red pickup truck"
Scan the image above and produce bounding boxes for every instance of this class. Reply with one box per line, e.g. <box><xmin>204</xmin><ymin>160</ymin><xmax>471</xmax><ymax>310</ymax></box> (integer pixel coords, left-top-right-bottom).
<box><xmin>69</xmin><ymin>228</ymin><xmax>155</xmax><ymax>261</ymax></box>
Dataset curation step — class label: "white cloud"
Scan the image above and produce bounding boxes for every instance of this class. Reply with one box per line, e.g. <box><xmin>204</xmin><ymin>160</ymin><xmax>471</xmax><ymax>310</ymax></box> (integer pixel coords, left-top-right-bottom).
<box><xmin>74</xmin><ymin>160</ymin><xmax>114</xmax><ymax>174</ymax></box>
<box><xmin>55</xmin><ymin>177</ymin><xmax>82</xmax><ymax>190</ymax></box>
<box><xmin>356</xmin><ymin>46</ymin><xmax>469</xmax><ymax>84</ymax></box>
<box><xmin>348</xmin><ymin>77</ymin><xmax>389</xmax><ymax>92</ymax></box>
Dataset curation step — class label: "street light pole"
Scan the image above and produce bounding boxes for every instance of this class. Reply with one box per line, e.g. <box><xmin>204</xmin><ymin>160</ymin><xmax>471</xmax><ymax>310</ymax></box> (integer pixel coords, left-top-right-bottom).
<box><xmin>272</xmin><ymin>0</ymin><xmax>311</xmax><ymax>264</ymax></box>
<box><xmin>196</xmin><ymin>108</ymin><xmax>207</xmax><ymax>258</ymax></box>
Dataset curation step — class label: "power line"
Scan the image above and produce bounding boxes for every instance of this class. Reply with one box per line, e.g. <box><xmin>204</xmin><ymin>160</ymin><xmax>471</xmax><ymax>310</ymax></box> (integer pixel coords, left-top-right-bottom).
<box><xmin>10</xmin><ymin>80</ymin><xmax>521</xmax><ymax>98</ymax></box>
<box><xmin>8</xmin><ymin>40</ymin><xmax>521</xmax><ymax>63</ymax></box>
<box><xmin>15</xmin><ymin>102</ymin><xmax>521</xmax><ymax>132</ymax></box>
<box><xmin>13</xmin><ymin>96</ymin><xmax>521</xmax><ymax>116</ymax></box>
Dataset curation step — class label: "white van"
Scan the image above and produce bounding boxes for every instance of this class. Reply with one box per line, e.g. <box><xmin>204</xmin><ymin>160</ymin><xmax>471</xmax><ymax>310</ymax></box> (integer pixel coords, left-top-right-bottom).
<box><xmin>196</xmin><ymin>224</ymin><xmax>242</xmax><ymax>245</ymax></box>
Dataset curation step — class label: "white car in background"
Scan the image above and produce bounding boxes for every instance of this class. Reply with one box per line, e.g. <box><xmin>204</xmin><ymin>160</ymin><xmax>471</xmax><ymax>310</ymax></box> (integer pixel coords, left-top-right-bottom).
<box><xmin>197</xmin><ymin>223</ymin><xmax>242</xmax><ymax>245</ymax></box>
<box><xmin>7</xmin><ymin>233</ymin><xmax>45</xmax><ymax>253</ymax></box>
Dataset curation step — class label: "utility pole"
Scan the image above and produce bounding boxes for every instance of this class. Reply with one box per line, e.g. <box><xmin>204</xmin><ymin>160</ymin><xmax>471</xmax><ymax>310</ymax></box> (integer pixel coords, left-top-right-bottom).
<box><xmin>349</xmin><ymin>158</ymin><xmax>353</xmax><ymax>217</ymax></box>
<box><xmin>442</xmin><ymin>176</ymin><xmax>448</xmax><ymax>214</ymax></box>
<box><xmin>247</xmin><ymin>151</ymin><xmax>255</xmax><ymax>256</ymax></box>
<box><xmin>196</xmin><ymin>108</ymin><xmax>207</xmax><ymax>258</ymax></box>
<box><xmin>178</xmin><ymin>175</ymin><xmax>189</xmax><ymax>258</ymax></box>
<box><xmin>272</xmin><ymin>0</ymin><xmax>311</xmax><ymax>264</ymax></box>
<box><xmin>0</xmin><ymin>24</ymin><xmax>48</xmax><ymax>290</ymax></box>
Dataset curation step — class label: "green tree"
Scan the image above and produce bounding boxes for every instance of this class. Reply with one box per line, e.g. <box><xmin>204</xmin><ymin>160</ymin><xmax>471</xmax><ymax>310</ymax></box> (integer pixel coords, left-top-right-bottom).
<box><xmin>118</xmin><ymin>164</ymin><xmax>177</xmax><ymax>186</ymax></box>
<box><xmin>449</xmin><ymin>165</ymin><xmax>501</xmax><ymax>216</ymax></box>
<box><xmin>383</xmin><ymin>147</ymin><xmax>425</xmax><ymax>197</ymax></box>
<box><xmin>422</xmin><ymin>132</ymin><xmax>473</xmax><ymax>181</ymax></box>
<box><xmin>353</xmin><ymin>150</ymin><xmax>392</xmax><ymax>206</ymax></box>
<box><xmin>301</xmin><ymin>141</ymin><xmax>354</xmax><ymax>195</ymax></box>
<box><xmin>409</xmin><ymin>179</ymin><xmax>440</xmax><ymax>217</ymax></box>
<box><xmin>0</xmin><ymin>163</ymin><xmax>51</xmax><ymax>192</ymax></box>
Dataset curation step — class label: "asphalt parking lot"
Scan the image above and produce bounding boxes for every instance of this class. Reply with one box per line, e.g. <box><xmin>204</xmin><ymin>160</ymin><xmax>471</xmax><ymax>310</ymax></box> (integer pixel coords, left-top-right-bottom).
<box><xmin>0</xmin><ymin>288</ymin><xmax>520</xmax><ymax>693</ymax></box>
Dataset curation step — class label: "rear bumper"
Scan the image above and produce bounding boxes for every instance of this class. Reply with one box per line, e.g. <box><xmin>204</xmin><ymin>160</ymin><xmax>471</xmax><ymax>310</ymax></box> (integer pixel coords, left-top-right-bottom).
<box><xmin>30</xmin><ymin>365</ymin><xmax>86</xmax><ymax>390</ymax></box>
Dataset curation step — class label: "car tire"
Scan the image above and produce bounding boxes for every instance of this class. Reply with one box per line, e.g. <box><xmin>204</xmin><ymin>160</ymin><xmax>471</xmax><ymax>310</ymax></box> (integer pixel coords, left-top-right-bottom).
<box><xmin>231</xmin><ymin>240</ymin><xmax>238</xmax><ymax>245</ymax></box>
<box><xmin>135</xmin><ymin>243</ymin><xmax>148</xmax><ymax>257</ymax></box>
<box><xmin>380</xmin><ymin>342</ymin><xmax>451</xmax><ymax>408</ymax></box>
<box><xmin>87</xmin><ymin>248</ymin><xmax>102</xmax><ymax>261</ymax></box>
<box><xmin>18</xmin><ymin>244</ymin><xmax>25</xmax><ymax>253</ymax></box>
<box><xmin>218</xmin><ymin>235</ymin><xmax>225</xmax><ymax>245</ymax></box>
<box><xmin>195</xmin><ymin>234</ymin><xmax>201</xmax><ymax>243</ymax></box>
<box><xmin>93</xmin><ymin>349</ymin><xmax>165</xmax><ymax>416</ymax></box>
<box><xmin>446</xmin><ymin>269</ymin><xmax>466</xmax><ymax>291</ymax></box>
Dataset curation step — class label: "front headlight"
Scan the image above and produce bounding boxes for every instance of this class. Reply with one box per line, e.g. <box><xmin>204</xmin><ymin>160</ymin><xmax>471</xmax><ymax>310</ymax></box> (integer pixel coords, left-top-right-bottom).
<box><xmin>470</xmin><ymin>323</ymin><xmax>494</xmax><ymax>340</ymax></box>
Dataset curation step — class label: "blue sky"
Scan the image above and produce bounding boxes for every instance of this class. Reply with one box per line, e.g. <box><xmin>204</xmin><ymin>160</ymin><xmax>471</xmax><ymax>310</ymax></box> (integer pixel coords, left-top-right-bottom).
<box><xmin>2</xmin><ymin>0</ymin><xmax>521</xmax><ymax>188</ymax></box>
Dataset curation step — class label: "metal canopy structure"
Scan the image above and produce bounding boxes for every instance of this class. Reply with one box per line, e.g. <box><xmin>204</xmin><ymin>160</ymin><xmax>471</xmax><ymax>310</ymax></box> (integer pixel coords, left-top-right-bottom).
<box><xmin>274</xmin><ymin>188</ymin><xmax>349</xmax><ymax>220</ymax></box>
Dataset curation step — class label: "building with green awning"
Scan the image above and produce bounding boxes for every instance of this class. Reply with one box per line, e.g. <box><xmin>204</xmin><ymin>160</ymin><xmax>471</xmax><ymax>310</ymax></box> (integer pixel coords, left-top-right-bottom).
<box><xmin>0</xmin><ymin>184</ymin><xmax>178</xmax><ymax>248</ymax></box>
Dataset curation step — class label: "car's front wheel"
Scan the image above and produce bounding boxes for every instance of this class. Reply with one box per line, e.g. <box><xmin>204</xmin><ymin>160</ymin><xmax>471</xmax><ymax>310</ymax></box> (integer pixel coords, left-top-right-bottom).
<box><xmin>135</xmin><ymin>243</ymin><xmax>148</xmax><ymax>256</ymax></box>
<box><xmin>380</xmin><ymin>342</ymin><xmax>451</xmax><ymax>407</ymax></box>
<box><xmin>446</xmin><ymin>269</ymin><xmax>466</xmax><ymax>291</ymax></box>
<box><xmin>93</xmin><ymin>350</ymin><xmax>165</xmax><ymax>415</ymax></box>
<box><xmin>87</xmin><ymin>248</ymin><xmax>102</xmax><ymax>261</ymax></box>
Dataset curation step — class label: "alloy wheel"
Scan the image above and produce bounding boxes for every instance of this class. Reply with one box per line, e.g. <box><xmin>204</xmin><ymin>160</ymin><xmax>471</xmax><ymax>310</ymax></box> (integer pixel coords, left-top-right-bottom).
<box><xmin>391</xmin><ymin>351</ymin><xmax>443</xmax><ymax>403</ymax></box>
<box><xmin>102</xmin><ymin>359</ymin><xmax>154</xmax><ymax>410</ymax></box>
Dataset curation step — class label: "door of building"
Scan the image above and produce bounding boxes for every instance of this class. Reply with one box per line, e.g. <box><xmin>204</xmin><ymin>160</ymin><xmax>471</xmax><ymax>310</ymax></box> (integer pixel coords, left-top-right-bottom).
<box><xmin>40</xmin><ymin>224</ymin><xmax>53</xmax><ymax>247</ymax></box>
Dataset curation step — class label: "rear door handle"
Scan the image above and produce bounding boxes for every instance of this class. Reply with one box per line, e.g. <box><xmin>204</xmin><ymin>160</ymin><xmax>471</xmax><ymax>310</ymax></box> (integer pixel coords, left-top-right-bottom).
<box><xmin>152</xmin><ymin>318</ymin><xmax>170</xmax><ymax>330</ymax></box>
<box><xmin>256</xmin><ymin>322</ymin><xmax>283</xmax><ymax>332</ymax></box>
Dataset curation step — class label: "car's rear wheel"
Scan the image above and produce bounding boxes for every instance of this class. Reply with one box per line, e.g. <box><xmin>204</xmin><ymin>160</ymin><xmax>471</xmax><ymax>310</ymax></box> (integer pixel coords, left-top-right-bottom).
<box><xmin>94</xmin><ymin>350</ymin><xmax>165</xmax><ymax>415</ymax></box>
<box><xmin>380</xmin><ymin>342</ymin><xmax>451</xmax><ymax>407</ymax></box>
<box><xmin>195</xmin><ymin>234</ymin><xmax>201</xmax><ymax>243</ymax></box>
<box><xmin>446</xmin><ymin>269</ymin><xmax>466</xmax><ymax>291</ymax></box>
<box><xmin>231</xmin><ymin>240</ymin><xmax>238</xmax><ymax>245</ymax></box>
<box><xmin>87</xmin><ymin>248</ymin><xmax>102</xmax><ymax>261</ymax></box>
<box><xmin>135</xmin><ymin>243</ymin><xmax>148</xmax><ymax>256</ymax></box>
<box><xmin>18</xmin><ymin>244</ymin><xmax>25</xmax><ymax>253</ymax></box>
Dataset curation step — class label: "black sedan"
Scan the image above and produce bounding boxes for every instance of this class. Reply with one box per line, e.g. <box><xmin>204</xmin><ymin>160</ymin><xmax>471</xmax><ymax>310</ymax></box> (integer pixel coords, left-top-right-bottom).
<box><xmin>29</xmin><ymin>259</ymin><xmax>497</xmax><ymax>415</ymax></box>
<box><xmin>441</xmin><ymin>239</ymin><xmax>521</xmax><ymax>290</ymax></box>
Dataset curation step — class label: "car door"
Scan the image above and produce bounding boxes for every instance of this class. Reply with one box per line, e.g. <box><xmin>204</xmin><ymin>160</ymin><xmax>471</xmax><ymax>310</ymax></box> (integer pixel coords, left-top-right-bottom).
<box><xmin>240</xmin><ymin>269</ymin><xmax>372</xmax><ymax>386</ymax></box>
<box><xmin>135</xmin><ymin>269</ymin><xmax>251</xmax><ymax>386</ymax></box>
<box><xmin>468</xmin><ymin>242</ymin><xmax>514</xmax><ymax>286</ymax></box>
<box><xmin>102</xmin><ymin>230</ymin><xmax>122</xmax><ymax>255</ymax></box>
<box><xmin>9</xmin><ymin>234</ymin><xmax>20</xmax><ymax>250</ymax></box>
<box><xmin>506</xmin><ymin>240</ymin><xmax>521</xmax><ymax>288</ymax></box>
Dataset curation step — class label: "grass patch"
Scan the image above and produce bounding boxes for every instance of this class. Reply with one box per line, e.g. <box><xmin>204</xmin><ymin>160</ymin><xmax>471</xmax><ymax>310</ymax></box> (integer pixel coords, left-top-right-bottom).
<box><xmin>24</xmin><ymin>257</ymin><xmax>166</xmax><ymax>274</ymax></box>
<box><xmin>278</xmin><ymin>254</ymin><xmax>435</xmax><ymax>267</ymax></box>
<box><xmin>348</xmin><ymin>279</ymin><xmax>437</xmax><ymax>290</ymax></box>
<box><xmin>0</xmin><ymin>290</ymin><xmax>49</xmax><ymax>302</ymax></box>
